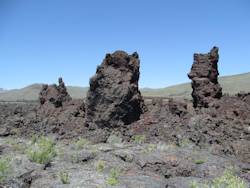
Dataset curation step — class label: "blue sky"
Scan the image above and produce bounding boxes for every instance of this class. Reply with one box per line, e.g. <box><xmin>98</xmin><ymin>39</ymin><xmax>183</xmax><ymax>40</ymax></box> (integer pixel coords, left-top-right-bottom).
<box><xmin>0</xmin><ymin>0</ymin><xmax>250</xmax><ymax>89</ymax></box>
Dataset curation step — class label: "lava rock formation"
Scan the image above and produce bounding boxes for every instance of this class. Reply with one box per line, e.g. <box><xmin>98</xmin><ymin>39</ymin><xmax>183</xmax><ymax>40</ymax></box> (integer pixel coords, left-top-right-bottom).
<box><xmin>39</xmin><ymin>77</ymin><xmax>72</xmax><ymax>107</ymax></box>
<box><xmin>85</xmin><ymin>51</ymin><xmax>146</xmax><ymax>129</ymax></box>
<box><xmin>188</xmin><ymin>47</ymin><xmax>222</xmax><ymax>108</ymax></box>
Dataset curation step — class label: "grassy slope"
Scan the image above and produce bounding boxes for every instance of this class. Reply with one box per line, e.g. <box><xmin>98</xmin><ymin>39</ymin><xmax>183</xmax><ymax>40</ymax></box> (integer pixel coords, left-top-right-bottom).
<box><xmin>142</xmin><ymin>72</ymin><xmax>250</xmax><ymax>98</ymax></box>
<box><xmin>0</xmin><ymin>72</ymin><xmax>249</xmax><ymax>101</ymax></box>
<box><xmin>0</xmin><ymin>84</ymin><xmax>89</xmax><ymax>101</ymax></box>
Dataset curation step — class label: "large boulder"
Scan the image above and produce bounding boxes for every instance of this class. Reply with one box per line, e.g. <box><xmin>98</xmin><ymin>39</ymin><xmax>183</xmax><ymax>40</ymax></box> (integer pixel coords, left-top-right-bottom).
<box><xmin>85</xmin><ymin>51</ymin><xmax>146</xmax><ymax>129</ymax></box>
<box><xmin>188</xmin><ymin>47</ymin><xmax>222</xmax><ymax>108</ymax></box>
<box><xmin>39</xmin><ymin>77</ymin><xmax>72</xmax><ymax>107</ymax></box>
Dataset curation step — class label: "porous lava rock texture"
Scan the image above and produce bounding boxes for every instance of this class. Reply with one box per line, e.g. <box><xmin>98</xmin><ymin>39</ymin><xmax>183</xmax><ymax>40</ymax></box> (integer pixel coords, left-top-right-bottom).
<box><xmin>237</xmin><ymin>92</ymin><xmax>250</xmax><ymax>106</ymax></box>
<box><xmin>188</xmin><ymin>47</ymin><xmax>222</xmax><ymax>108</ymax></box>
<box><xmin>85</xmin><ymin>51</ymin><xmax>145</xmax><ymax>129</ymax></box>
<box><xmin>39</xmin><ymin>77</ymin><xmax>72</xmax><ymax>107</ymax></box>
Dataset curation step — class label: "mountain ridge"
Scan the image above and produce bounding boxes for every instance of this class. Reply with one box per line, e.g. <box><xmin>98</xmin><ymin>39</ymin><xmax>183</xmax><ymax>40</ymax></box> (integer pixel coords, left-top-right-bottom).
<box><xmin>0</xmin><ymin>72</ymin><xmax>249</xmax><ymax>101</ymax></box>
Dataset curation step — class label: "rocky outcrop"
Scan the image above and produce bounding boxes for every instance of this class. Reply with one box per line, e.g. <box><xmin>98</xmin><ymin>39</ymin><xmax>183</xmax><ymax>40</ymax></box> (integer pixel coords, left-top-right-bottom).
<box><xmin>85</xmin><ymin>51</ymin><xmax>146</xmax><ymax>129</ymax></box>
<box><xmin>188</xmin><ymin>47</ymin><xmax>222</xmax><ymax>108</ymax></box>
<box><xmin>10</xmin><ymin>78</ymin><xmax>86</xmax><ymax>138</ymax></box>
<box><xmin>39</xmin><ymin>77</ymin><xmax>72</xmax><ymax>107</ymax></box>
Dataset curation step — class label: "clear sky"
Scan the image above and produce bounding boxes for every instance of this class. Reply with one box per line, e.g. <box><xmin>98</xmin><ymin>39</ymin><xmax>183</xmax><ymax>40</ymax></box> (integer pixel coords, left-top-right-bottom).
<box><xmin>0</xmin><ymin>0</ymin><xmax>250</xmax><ymax>89</ymax></box>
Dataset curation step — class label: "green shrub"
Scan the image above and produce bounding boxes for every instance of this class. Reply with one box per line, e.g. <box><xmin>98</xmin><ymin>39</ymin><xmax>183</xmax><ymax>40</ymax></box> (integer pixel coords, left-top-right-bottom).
<box><xmin>189</xmin><ymin>181</ymin><xmax>199</xmax><ymax>188</ymax></box>
<box><xmin>106</xmin><ymin>168</ymin><xmax>121</xmax><ymax>186</ymax></box>
<box><xmin>0</xmin><ymin>157</ymin><xmax>10</xmax><ymax>183</ymax></box>
<box><xmin>142</xmin><ymin>144</ymin><xmax>157</xmax><ymax>153</ymax></box>
<box><xmin>211</xmin><ymin>170</ymin><xmax>247</xmax><ymax>188</ymax></box>
<box><xmin>189</xmin><ymin>180</ymin><xmax>209</xmax><ymax>188</ymax></box>
<box><xmin>178</xmin><ymin>138</ymin><xmax>192</xmax><ymax>147</ymax></box>
<box><xmin>107</xmin><ymin>135</ymin><xmax>123</xmax><ymax>145</ymax></box>
<box><xmin>74</xmin><ymin>138</ymin><xmax>89</xmax><ymax>150</ymax></box>
<box><xmin>26</xmin><ymin>136</ymin><xmax>56</xmax><ymax>164</ymax></box>
<box><xmin>70</xmin><ymin>152</ymin><xmax>80</xmax><ymax>164</ymax></box>
<box><xmin>189</xmin><ymin>170</ymin><xmax>248</xmax><ymax>188</ymax></box>
<box><xmin>194</xmin><ymin>159</ymin><xmax>206</xmax><ymax>165</ymax></box>
<box><xmin>31</xmin><ymin>135</ymin><xmax>38</xmax><ymax>144</ymax></box>
<box><xmin>59</xmin><ymin>171</ymin><xmax>70</xmax><ymax>184</ymax></box>
<box><xmin>156</xmin><ymin>142</ymin><xmax>176</xmax><ymax>152</ymax></box>
<box><xmin>132</xmin><ymin>135</ymin><xmax>146</xmax><ymax>144</ymax></box>
<box><xmin>96</xmin><ymin>160</ymin><xmax>105</xmax><ymax>173</ymax></box>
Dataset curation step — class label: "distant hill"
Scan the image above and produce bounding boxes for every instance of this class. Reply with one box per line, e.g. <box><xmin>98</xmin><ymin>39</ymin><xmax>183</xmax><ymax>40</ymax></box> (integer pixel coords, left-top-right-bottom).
<box><xmin>142</xmin><ymin>72</ymin><xmax>250</xmax><ymax>98</ymax></box>
<box><xmin>0</xmin><ymin>88</ymin><xmax>4</xmax><ymax>93</ymax></box>
<box><xmin>0</xmin><ymin>72</ymin><xmax>249</xmax><ymax>101</ymax></box>
<box><xmin>0</xmin><ymin>84</ymin><xmax>88</xmax><ymax>101</ymax></box>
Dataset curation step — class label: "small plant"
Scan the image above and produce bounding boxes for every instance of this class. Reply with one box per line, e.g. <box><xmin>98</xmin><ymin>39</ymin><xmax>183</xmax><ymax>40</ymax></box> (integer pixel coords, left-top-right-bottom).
<box><xmin>106</xmin><ymin>168</ymin><xmax>121</xmax><ymax>186</ymax></box>
<box><xmin>0</xmin><ymin>157</ymin><xmax>11</xmax><ymax>183</ymax></box>
<box><xmin>96</xmin><ymin>160</ymin><xmax>105</xmax><ymax>173</ymax></box>
<box><xmin>31</xmin><ymin>135</ymin><xmax>38</xmax><ymax>144</ymax></box>
<box><xmin>70</xmin><ymin>153</ymin><xmax>77</xmax><ymax>163</ymax></box>
<box><xmin>5</xmin><ymin>138</ymin><xmax>16</xmax><ymax>145</ymax></box>
<box><xmin>189</xmin><ymin>170</ymin><xmax>248</xmax><ymax>188</ymax></box>
<box><xmin>189</xmin><ymin>180</ymin><xmax>210</xmax><ymax>188</ymax></box>
<box><xmin>132</xmin><ymin>135</ymin><xmax>146</xmax><ymax>144</ymax></box>
<box><xmin>56</xmin><ymin>147</ymin><xmax>64</xmax><ymax>159</ymax></box>
<box><xmin>59</xmin><ymin>171</ymin><xmax>70</xmax><ymax>184</ymax></box>
<box><xmin>210</xmin><ymin>170</ymin><xmax>247</xmax><ymax>188</ymax></box>
<box><xmin>194</xmin><ymin>159</ymin><xmax>206</xmax><ymax>165</ymax></box>
<box><xmin>178</xmin><ymin>138</ymin><xmax>192</xmax><ymax>147</ymax></box>
<box><xmin>107</xmin><ymin>134</ymin><xmax>123</xmax><ymax>145</ymax></box>
<box><xmin>143</xmin><ymin>144</ymin><xmax>157</xmax><ymax>153</ymax></box>
<box><xmin>190</xmin><ymin>181</ymin><xmax>199</xmax><ymax>188</ymax></box>
<box><xmin>5</xmin><ymin>138</ymin><xmax>26</xmax><ymax>153</ymax></box>
<box><xmin>70</xmin><ymin>152</ymin><xmax>82</xmax><ymax>164</ymax></box>
<box><xmin>90</xmin><ymin>145</ymin><xmax>98</xmax><ymax>153</ymax></box>
<box><xmin>156</xmin><ymin>142</ymin><xmax>176</xmax><ymax>152</ymax></box>
<box><xmin>74</xmin><ymin>138</ymin><xmax>89</xmax><ymax>150</ymax></box>
<box><xmin>26</xmin><ymin>136</ymin><xmax>56</xmax><ymax>164</ymax></box>
<box><xmin>13</xmin><ymin>143</ymin><xmax>25</xmax><ymax>153</ymax></box>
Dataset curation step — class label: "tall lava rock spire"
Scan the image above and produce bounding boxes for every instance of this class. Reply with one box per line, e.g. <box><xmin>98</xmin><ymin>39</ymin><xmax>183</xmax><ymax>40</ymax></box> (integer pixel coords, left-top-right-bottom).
<box><xmin>85</xmin><ymin>51</ymin><xmax>146</xmax><ymax>129</ymax></box>
<box><xmin>188</xmin><ymin>47</ymin><xmax>222</xmax><ymax>108</ymax></box>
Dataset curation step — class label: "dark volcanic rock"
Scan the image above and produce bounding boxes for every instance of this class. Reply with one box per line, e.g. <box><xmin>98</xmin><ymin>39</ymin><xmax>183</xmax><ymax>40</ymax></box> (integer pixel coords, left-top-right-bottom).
<box><xmin>39</xmin><ymin>77</ymin><xmax>72</xmax><ymax>107</ymax></box>
<box><xmin>188</xmin><ymin>47</ymin><xmax>222</xmax><ymax>108</ymax></box>
<box><xmin>0</xmin><ymin>100</ymin><xmax>86</xmax><ymax>139</ymax></box>
<box><xmin>135</xmin><ymin>153</ymin><xmax>195</xmax><ymax>178</ymax></box>
<box><xmin>168</xmin><ymin>98</ymin><xmax>188</xmax><ymax>117</ymax></box>
<box><xmin>237</xmin><ymin>92</ymin><xmax>250</xmax><ymax>105</ymax></box>
<box><xmin>85</xmin><ymin>51</ymin><xmax>146</xmax><ymax>129</ymax></box>
<box><xmin>210</xmin><ymin>95</ymin><xmax>250</xmax><ymax>120</ymax></box>
<box><xmin>0</xmin><ymin>78</ymin><xmax>87</xmax><ymax>139</ymax></box>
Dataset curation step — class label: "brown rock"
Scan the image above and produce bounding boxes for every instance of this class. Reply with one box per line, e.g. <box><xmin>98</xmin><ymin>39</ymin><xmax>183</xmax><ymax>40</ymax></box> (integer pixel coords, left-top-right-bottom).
<box><xmin>237</xmin><ymin>92</ymin><xmax>250</xmax><ymax>105</ymax></box>
<box><xmin>39</xmin><ymin>77</ymin><xmax>72</xmax><ymax>107</ymax></box>
<box><xmin>85</xmin><ymin>51</ymin><xmax>146</xmax><ymax>129</ymax></box>
<box><xmin>168</xmin><ymin>98</ymin><xmax>188</xmax><ymax>117</ymax></box>
<box><xmin>188</xmin><ymin>47</ymin><xmax>222</xmax><ymax>108</ymax></box>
